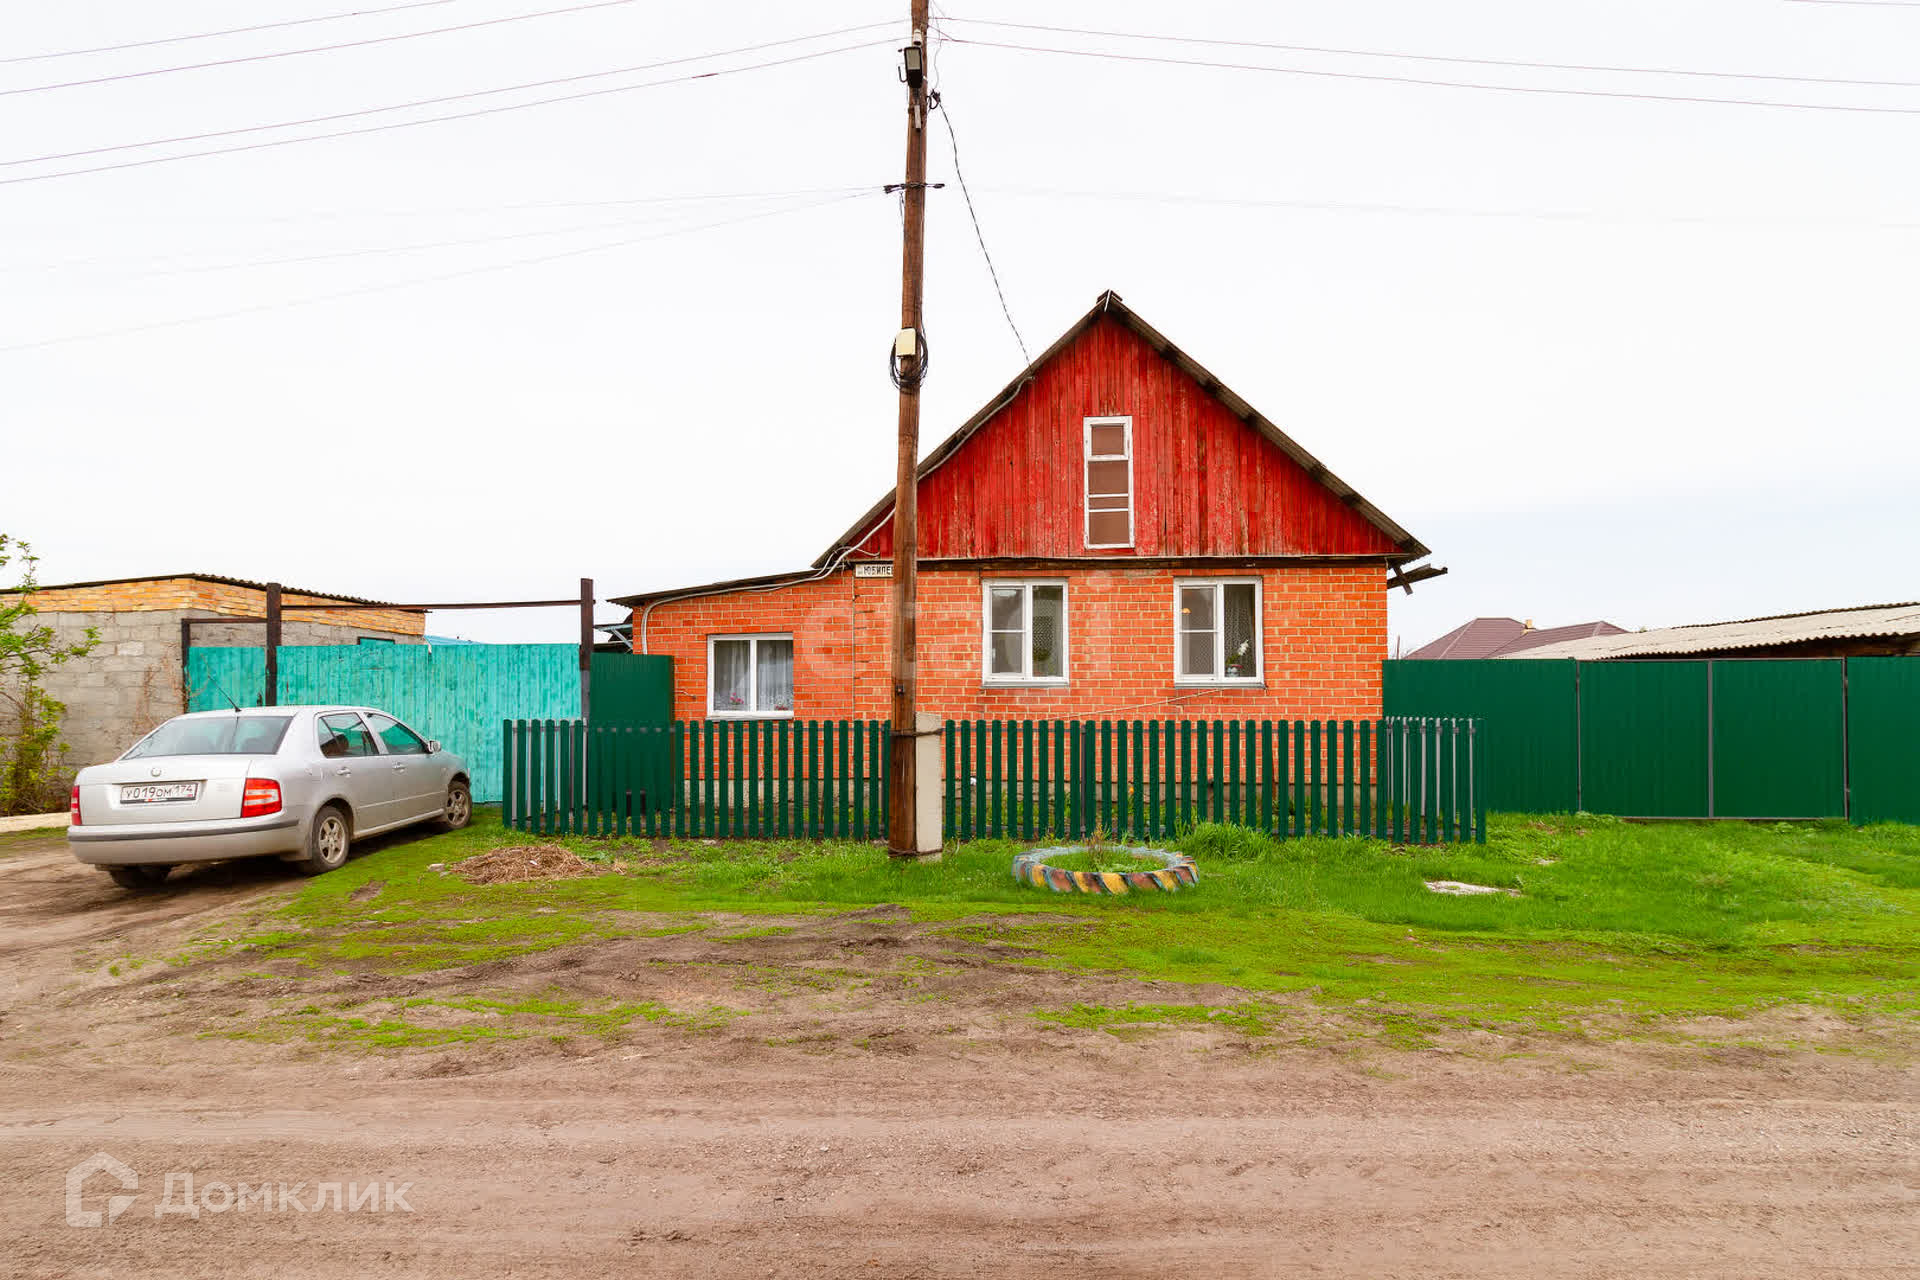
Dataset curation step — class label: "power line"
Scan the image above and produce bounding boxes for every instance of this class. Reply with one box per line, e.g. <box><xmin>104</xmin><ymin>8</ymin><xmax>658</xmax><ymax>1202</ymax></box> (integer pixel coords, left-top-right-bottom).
<box><xmin>2</xmin><ymin>22</ymin><xmax>897</xmax><ymax>170</ymax></box>
<box><xmin>1</xmin><ymin>0</ymin><xmax>476</xmax><ymax>65</ymax></box>
<box><xmin>973</xmin><ymin>183</ymin><xmax>1920</xmax><ymax>232</ymax></box>
<box><xmin>1</xmin><ymin>0</ymin><xmax>662</xmax><ymax>97</ymax></box>
<box><xmin>0</xmin><ymin>191</ymin><xmax>880</xmax><ymax>354</ymax></box>
<box><xmin>1</xmin><ymin>185</ymin><xmax>889</xmax><ymax>228</ymax></box>
<box><xmin>939</xmin><ymin>16</ymin><xmax>1920</xmax><ymax>91</ymax></box>
<box><xmin>8</xmin><ymin>192</ymin><xmax>883</xmax><ymax>278</ymax></box>
<box><xmin>942</xmin><ymin>35</ymin><xmax>1920</xmax><ymax>117</ymax></box>
<box><xmin>934</xmin><ymin>96</ymin><xmax>1028</xmax><ymax>366</ymax></box>
<box><xmin>0</xmin><ymin>38</ymin><xmax>895</xmax><ymax>188</ymax></box>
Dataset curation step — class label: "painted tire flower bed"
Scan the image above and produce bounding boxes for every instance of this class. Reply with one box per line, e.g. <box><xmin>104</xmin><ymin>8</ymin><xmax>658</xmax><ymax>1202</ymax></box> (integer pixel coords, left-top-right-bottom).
<box><xmin>1011</xmin><ymin>846</ymin><xmax>1198</xmax><ymax>895</ymax></box>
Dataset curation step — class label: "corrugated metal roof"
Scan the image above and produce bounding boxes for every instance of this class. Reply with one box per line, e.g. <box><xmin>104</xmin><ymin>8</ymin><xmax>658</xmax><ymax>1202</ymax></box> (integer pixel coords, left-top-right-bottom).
<box><xmin>1499</xmin><ymin>620</ymin><xmax>1628</xmax><ymax>655</ymax></box>
<box><xmin>27</xmin><ymin>573</ymin><xmax>415</xmax><ymax>610</ymax></box>
<box><xmin>1505</xmin><ymin>602</ymin><xmax>1920</xmax><ymax>660</ymax></box>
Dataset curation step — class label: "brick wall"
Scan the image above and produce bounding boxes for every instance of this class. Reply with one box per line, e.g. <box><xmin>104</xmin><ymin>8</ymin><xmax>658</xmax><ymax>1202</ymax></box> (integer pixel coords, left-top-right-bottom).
<box><xmin>638</xmin><ymin>563</ymin><xmax>1386</xmax><ymax>723</ymax></box>
<box><xmin>7</xmin><ymin>578</ymin><xmax>426</xmax><ymax>635</ymax></box>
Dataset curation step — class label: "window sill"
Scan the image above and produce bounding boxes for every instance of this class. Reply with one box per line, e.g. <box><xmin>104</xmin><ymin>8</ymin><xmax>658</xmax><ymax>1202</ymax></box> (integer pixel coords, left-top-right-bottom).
<box><xmin>1171</xmin><ymin>679</ymin><xmax>1267</xmax><ymax>689</ymax></box>
<box><xmin>981</xmin><ymin>680</ymin><xmax>1071</xmax><ymax>690</ymax></box>
<box><xmin>706</xmin><ymin>711</ymin><xmax>795</xmax><ymax>720</ymax></box>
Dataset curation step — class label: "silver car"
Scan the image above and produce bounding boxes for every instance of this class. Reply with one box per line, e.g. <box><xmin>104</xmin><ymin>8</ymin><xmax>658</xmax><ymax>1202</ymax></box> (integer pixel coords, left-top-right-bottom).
<box><xmin>68</xmin><ymin>705</ymin><xmax>471</xmax><ymax>890</ymax></box>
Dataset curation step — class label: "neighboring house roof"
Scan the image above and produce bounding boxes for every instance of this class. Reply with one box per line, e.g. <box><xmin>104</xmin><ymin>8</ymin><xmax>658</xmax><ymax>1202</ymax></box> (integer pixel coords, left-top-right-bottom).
<box><xmin>1406</xmin><ymin>617</ymin><xmax>1526</xmax><ymax>660</ymax></box>
<box><xmin>816</xmin><ymin>289</ymin><xmax>1430</xmax><ymax>569</ymax></box>
<box><xmin>26</xmin><ymin>573</ymin><xmax>414</xmax><ymax>610</ymax></box>
<box><xmin>1406</xmin><ymin>617</ymin><xmax>1624</xmax><ymax>660</ymax></box>
<box><xmin>1505</xmin><ymin>602</ymin><xmax>1920</xmax><ymax>660</ymax></box>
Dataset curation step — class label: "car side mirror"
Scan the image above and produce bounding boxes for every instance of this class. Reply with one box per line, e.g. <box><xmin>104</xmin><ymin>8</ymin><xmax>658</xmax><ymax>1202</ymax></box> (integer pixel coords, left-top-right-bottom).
<box><xmin>427</xmin><ymin>740</ymin><xmax>441</xmax><ymax>754</ymax></box>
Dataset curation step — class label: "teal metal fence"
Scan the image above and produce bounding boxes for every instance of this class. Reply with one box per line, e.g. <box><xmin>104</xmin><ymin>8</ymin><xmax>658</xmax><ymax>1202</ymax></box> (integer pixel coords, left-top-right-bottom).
<box><xmin>1385</xmin><ymin>656</ymin><xmax>1910</xmax><ymax>821</ymax></box>
<box><xmin>189</xmin><ymin>644</ymin><xmax>584</xmax><ymax>804</ymax></box>
<box><xmin>502</xmin><ymin>717</ymin><xmax>1486</xmax><ymax>845</ymax></box>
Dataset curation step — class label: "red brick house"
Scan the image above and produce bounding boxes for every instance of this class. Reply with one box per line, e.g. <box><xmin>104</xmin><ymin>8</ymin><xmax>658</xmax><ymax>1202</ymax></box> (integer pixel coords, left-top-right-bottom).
<box><xmin>612</xmin><ymin>292</ymin><xmax>1439</xmax><ymax>724</ymax></box>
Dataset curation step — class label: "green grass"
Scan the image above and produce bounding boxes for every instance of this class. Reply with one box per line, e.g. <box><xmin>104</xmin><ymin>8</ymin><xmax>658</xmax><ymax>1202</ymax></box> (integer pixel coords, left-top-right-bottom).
<box><xmin>0</xmin><ymin>825</ymin><xmax>66</xmax><ymax>850</ymax></box>
<box><xmin>1035</xmin><ymin>1001</ymin><xmax>1284</xmax><ymax>1037</ymax></box>
<box><xmin>209</xmin><ymin>990</ymin><xmax>743</xmax><ymax>1049</ymax></box>
<box><xmin>202</xmin><ymin>810</ymin><xmax>1920</xmax><ymax>1040</ymax></box>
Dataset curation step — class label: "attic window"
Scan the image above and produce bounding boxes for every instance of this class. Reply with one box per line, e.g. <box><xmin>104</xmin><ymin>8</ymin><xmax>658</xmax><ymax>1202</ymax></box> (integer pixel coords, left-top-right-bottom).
<box><xmin>1084</xmin><ymin>415</ymin><xmax>1133</xmax><ymax>549</ymax></box>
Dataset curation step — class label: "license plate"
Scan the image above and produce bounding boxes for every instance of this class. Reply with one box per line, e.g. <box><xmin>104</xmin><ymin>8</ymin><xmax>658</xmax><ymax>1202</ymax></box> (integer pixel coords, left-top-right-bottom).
<box><xmin>120</xmin><ymin>782</ymin><xmax>200</xmax><ymax>804</ymax></box>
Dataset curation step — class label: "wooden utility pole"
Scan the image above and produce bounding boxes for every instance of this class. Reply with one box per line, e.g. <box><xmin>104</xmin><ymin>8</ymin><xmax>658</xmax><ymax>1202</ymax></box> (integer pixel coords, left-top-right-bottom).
<box><xmin>887</xmin><ymin>0</ymin><xmax>932</xmax><ymax>858</ymax></box>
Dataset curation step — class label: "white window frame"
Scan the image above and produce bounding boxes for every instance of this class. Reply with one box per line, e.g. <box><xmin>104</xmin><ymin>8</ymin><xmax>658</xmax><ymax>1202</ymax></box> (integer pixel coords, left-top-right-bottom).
<box><xmin>980</xmin><ymin>580</ymin><xmax>1070</xmax><ymax>686</ymax></box>
<box><xmin>706</xmin><ymin>633</ymin><xmax>795</xmax><ymax>719</ymax></box>
<box><xmin>1172</xmin><ymin>578</ymin><xmax>1264</xmax><ymax>686</ymax></box>
<box><xmin>1083</xmin><ymin>415</ymin><xmax>1134</xmax><ymax>549</ymax></box>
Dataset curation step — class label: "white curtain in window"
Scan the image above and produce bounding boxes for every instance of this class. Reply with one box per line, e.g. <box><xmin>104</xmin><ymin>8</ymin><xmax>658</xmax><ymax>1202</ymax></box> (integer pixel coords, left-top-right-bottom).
<box><xmin>1031</xmin><ymin>586</ymin><xmax>1064</xmax><ymax>678</ymax></box>
<box><xmin>756</xmin><ymin>639</ymin><xmax>794</xmax><ymax>712</ymax></box>
<box><xmin>711</xmin><ymin>640</ymin><xmax>751</xmax><ymax>713</ymax></box>
<box><xmin>1223</xmin><ymin>584</ymin><xmax>1258</xmax><ymax>678</ymax></box>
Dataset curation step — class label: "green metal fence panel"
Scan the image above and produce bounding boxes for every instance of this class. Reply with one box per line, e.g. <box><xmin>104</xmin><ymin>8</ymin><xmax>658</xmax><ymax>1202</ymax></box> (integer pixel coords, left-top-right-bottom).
<box><xmin>1847</xmin><ymin>657</ymin><xmax>1920</xmax><ymax>825</ymax></box>
<box><xmin>192</xmin><ymin>643</ymin><xmax>579</xmax><ymax>804</ymax></box>
<box><xmin>1383</xmin><ymin>659</ymin><xmax>1578</xmax><ymax>812</ymax></box>
<box><xmin>590</xmin><ymin>652</ymin><xmax>673</xmax><ymax>726</ymax></box>
<box><xmin>1579</xmin><ymin>662</ymin><xmax>1709</xmax><ymax>817</ymax></box>
<box><xmin>1710</xmin><ymin>660</ymin><xmax>1846</xmax><ymax>818</ymax></box>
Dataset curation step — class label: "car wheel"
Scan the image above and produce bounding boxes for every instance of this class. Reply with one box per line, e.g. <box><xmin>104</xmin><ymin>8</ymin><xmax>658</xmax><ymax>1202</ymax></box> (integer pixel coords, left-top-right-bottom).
<box><xmin>106</xmin><ymin>864</ymin><xmax>172</xmax><ymax>890</ymax></box>
<box><xmin>438</xmin><ymin>779</ymin><xmax>472</xmax><ymax>832</ymax></box>
<box><xmin>295</xmin><ymin>805</ymin><xmax>352</xmax><ymax>877</ymax></box>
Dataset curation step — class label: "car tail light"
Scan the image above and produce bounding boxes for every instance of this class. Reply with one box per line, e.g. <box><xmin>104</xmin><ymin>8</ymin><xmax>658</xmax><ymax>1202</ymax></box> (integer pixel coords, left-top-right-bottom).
<box><xmin>70</xmin><ymin>785</ymin><xmax>81</xmax><ymax>826</ymax></box>
<box><xmin>241</xmin><ymin>778</ymin><xmax>282</xmax><ymax>818</ymax></box>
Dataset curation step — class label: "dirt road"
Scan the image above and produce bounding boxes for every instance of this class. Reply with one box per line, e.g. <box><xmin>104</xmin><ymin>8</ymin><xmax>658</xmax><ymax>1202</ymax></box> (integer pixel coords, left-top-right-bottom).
<box><xmin>2</xmin><ymin>837</ymin><xmax>1914</xmax><ymax>1279</ymax></box>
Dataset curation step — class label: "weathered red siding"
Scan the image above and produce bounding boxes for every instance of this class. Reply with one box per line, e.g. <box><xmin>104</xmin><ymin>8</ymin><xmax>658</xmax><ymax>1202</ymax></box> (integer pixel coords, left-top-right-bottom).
<box><xmin>852</xmin><ymin>314</ymin><xmax>1402</xmax><ymax>562</ymax></box>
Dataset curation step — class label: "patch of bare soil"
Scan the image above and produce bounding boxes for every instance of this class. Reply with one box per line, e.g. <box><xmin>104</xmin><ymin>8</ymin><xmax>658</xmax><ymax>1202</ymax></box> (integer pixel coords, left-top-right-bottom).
<box><xmin>1</xmin><ymin>842</ymin><xmax>1916</xmax><ymax>1279</ymax></box>
<box><xmin>450</xmin><ymin>844</ymin><xmax>604</xmax><ymax>884</ymax></box>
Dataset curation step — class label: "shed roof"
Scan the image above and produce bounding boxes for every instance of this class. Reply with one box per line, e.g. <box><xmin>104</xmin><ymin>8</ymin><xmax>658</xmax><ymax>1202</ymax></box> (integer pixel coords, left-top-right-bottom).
<box><xmin>1504</xmin><ymin>602</ymin><xmax>1920</xmax><ymax>660</ymax></box>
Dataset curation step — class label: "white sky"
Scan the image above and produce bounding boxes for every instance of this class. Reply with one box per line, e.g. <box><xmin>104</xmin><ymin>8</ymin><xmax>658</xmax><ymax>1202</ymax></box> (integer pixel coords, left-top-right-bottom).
<box><xmin>3</xmin><ymin>0</ymin><xmax>1916</xmax><ymax>652</ymax></box>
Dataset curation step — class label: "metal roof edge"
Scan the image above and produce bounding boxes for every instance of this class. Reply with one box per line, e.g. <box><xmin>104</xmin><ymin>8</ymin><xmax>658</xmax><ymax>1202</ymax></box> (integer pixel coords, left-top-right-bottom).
<box><xmin>21</xmin><ymin>572</ymin><xmax>414</xmax><ymax>611</ymax></box>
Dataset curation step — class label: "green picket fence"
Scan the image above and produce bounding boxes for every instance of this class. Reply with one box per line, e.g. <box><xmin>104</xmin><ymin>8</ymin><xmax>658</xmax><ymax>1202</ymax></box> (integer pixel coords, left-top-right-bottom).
<box><xmin>943</xmin><ymin>717</ymin><xmax>1483</xmax><ymax>845</ymax></box>
<box><xmin>502</xmin><ymin>716</ymin><xmax>1484</xmax><ymax>845</ymax></box>
<box><xmin>503</xmin><ymin>719</ymin><xmax>891</xmax><ymax>839</ymax></box>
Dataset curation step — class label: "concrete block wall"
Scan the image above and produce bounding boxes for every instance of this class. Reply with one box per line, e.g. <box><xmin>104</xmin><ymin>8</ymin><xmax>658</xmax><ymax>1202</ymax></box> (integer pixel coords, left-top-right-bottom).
<box><xmin>638</xmin><ymin>563</ymin><xmax>1387</xmax><ymax>725</ymax></box>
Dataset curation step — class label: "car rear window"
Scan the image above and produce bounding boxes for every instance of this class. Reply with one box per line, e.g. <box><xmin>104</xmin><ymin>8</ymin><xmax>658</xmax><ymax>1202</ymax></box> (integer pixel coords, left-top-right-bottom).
<box><xmin>123</xmin><ymin>716</ymin><xmax>293</xmax><ymax>759</ymax></box>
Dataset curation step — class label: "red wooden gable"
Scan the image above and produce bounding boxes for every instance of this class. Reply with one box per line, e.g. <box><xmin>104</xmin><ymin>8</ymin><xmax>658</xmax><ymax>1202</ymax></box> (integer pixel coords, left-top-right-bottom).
<box><xmin>836</xmin><ymin>299</ymin><xmax>1416</xmax><ymax>563</ymax></box>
